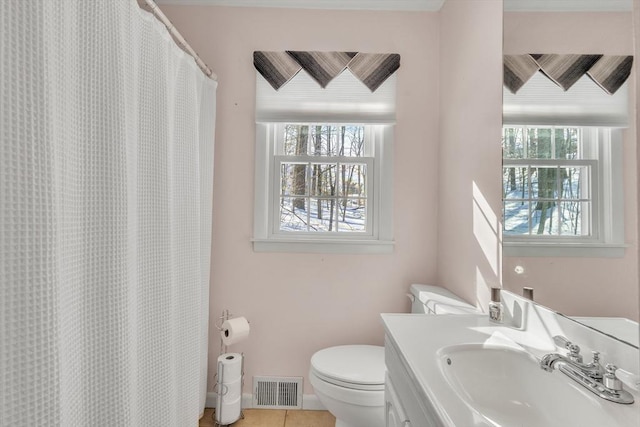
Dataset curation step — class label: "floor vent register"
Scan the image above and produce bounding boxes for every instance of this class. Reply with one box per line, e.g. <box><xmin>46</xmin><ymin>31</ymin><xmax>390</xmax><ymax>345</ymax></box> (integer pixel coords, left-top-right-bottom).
<box><xmin>252</xmin><ymin>376</ymin><xmax>303</xmax><ymax>409</ymax></box>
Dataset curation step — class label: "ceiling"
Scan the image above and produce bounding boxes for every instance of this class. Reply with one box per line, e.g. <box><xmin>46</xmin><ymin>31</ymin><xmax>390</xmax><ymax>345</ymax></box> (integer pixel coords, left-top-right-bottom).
<box><xmin>155</xmin><ymin>0</ymin><xmax>632</xmax><ymax>12</ymax></box>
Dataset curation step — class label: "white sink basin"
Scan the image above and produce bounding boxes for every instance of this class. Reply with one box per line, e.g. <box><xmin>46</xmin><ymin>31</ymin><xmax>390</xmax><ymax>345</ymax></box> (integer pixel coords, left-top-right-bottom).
<box><xmin>438</xmin><ymin>344</ymin><xmax>617</xmax><ymax>426</ymax></box>
<box><xmin>383</xmin><ymin>304</ymin><xmax>640</xmax><ymax>426</ymax></box>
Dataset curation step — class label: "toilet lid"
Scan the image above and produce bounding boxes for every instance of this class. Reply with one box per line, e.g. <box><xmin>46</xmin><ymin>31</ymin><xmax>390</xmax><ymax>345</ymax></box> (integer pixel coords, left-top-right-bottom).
<box><xmin>311</xmin><ymin>345</ymin><xmax>385</xmax><ymax>390</ymax></box>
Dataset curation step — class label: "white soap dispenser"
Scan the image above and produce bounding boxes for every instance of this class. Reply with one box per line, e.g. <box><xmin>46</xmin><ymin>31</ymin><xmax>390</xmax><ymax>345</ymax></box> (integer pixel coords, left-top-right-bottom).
<box><xmin>489</xmin><ymin>287</ymin><xmax>503</xmax><ymax>323</ymax></box>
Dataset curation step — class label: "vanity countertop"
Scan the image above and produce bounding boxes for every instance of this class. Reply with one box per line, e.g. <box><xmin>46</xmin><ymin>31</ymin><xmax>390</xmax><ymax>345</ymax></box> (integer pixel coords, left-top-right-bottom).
<box><xmin>381</xmin><ymin>313</ymin><xmax>640</xmax><ymax>427</ymax></box>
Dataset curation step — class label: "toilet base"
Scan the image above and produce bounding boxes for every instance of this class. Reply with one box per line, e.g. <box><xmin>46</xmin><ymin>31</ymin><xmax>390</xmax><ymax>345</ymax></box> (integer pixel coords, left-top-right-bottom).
<box><xmin>310</xmin><ymin>375</ymin><xmax>384</xmax><ymax>427</ymax></box>
<box><xmin>335</xmin><ymin>418</ymin><xmax>372</xmax><ymax>427</ymax></box>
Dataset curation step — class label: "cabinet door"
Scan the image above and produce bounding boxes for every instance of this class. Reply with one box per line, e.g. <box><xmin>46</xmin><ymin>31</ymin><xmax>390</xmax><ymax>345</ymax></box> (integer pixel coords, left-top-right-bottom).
<box><xmin>385</xmin><ymin>374</ymin><xmax>411</xmax><ymax>427</ymax></box>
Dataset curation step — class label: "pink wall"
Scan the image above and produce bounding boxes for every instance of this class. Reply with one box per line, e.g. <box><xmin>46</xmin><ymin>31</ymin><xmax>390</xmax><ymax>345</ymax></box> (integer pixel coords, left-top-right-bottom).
<box><xmin>160</xmin><ymin>2</ymin><xmax>636</xmax><ymax>400</ymax></box>
<box><xmin>437</xmin><ymin>0</ymin><xmax>504</xmax><ymax>311</ymax></box>
<box><xmin>503</xmin><ymin>12</ymin><xmax>639</xmax><ymax>321</ymax></box>
<box><xmin>161</xmin><ymin>5</ymin><xmax>440</xmax><ymax>394</ymax></box>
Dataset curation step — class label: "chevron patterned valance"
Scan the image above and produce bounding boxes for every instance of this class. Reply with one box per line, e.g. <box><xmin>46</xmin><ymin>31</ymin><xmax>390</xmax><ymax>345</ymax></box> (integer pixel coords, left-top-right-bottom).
<box><xmin>504</xmin><ymin>54</ymin><xmax>633</xmax><ymax>95</ymax></box>
<box><xmin>254</xmin><ymin>51</ymin><xmax>401</xmax><ymax>92</ymax></box>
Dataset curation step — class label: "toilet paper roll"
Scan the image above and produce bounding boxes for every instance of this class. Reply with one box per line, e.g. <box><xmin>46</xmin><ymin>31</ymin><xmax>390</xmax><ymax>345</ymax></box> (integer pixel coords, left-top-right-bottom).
<box><xmin>215</xmin><ymin>396</ymin><xmax>241</xmax><ymax>425</ymax></box>
<box><xmin>215</xmin><ymin>353</ymin><xmax>243</xmax><ymax>425</ymax></box>
<box><xmin>217</xmin><ymin>353</ymin><xmax>243</xmax><ymax>383</ymax></box>
<box><xmin>219</xmin><ymin>377</ymin><xmax>242</xmax><ymax>402</ymax></box>
<box><xmin>220</xmin><ymin>317</ymin><xmax>250</xmax><ymax>346</ymax></box>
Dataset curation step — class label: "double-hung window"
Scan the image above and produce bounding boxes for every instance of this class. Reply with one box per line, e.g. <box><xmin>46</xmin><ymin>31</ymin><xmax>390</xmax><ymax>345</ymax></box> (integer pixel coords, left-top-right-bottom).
<box><xmin>503</xmin><ymin>127</ymin><xmax>597</xmax><ymax>237</ymax></box>
<box><xmin>275</xmin><ymin>124</ymin><xmax>372</xmax><ymax>235</ymax></box>
<box><xmin>252</xmin><ymin>57</ymin><xmax>396</xmax><ymax>253</ymax></box>
<box><xmin>255</xmin><ymin>122</ymin><xmax>393</xmax><ymax>253</ymax></box>
<box><xmin>502</xmin><ymin>71</ymin><xmax>628</xmax><ymax>257</ymax></box>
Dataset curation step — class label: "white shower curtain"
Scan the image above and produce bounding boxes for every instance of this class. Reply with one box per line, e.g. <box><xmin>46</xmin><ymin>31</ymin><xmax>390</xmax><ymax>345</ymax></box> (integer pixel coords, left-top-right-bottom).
<box><xmin>0</xmin><ymin>1</ymin><xmax>216</xmax><ymax>426</ymax></box>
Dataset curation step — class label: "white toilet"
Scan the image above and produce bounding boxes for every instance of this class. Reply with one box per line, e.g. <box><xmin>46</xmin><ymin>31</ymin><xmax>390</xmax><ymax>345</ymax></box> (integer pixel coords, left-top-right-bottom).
<box><xmin>309</xmin><ymin>345</ymin><xmax>385</xmax><ymax>427</ymax></box>
<box><xmin>309</xmin><ymin>284</ymin><xmax>478</xmax><ymax>427</ymax></box>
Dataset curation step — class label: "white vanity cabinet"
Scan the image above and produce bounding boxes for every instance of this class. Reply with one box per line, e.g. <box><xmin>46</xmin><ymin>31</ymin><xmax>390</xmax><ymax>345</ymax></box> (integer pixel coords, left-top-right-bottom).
<box><xmin>385</xmin><ymin>373</ymin><xmax>410</xmax><ymax>427</ymax></box>
<box><xmin>384</xmin><ymin>336</ymin><xmax>442</xmax><ymax>427</ymax></box>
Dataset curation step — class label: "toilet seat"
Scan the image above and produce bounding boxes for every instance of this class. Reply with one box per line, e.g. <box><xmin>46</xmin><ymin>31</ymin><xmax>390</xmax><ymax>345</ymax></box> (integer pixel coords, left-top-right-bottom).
<box><xmin>310</xmin><ymin>345</ymin><xmax>385</xmax><ymax>391</ymax></box>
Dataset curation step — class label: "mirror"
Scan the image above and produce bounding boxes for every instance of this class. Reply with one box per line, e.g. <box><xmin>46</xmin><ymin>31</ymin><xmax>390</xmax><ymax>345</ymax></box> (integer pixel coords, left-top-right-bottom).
<box><xmin>501</xmin><ymin>0</ymin><xmax>639</xmax><ymax>343</ymax></box>
<box><xmin>502</xmin><ymin>289</ymin><xmax>639</xmax><ymax>349</ymax></box>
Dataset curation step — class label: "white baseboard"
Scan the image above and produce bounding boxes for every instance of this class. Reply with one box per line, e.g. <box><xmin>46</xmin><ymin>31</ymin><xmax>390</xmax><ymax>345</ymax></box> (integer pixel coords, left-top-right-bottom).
<box><xmin>205</xmin><ymin>392</ymin><xmax>253</xmax><ymax>409</ymax></box>
<box><xmin>205</xmin><ymin>392</ymin><xmax>325</xmax><ymax>411</ymax></box>
<box><xmin>205</xmin><ymin>392</ymin><xmax>217</xmax><ymax>408</ymax></box>
<box><xmin>301</xmin><ymin>394</ymin><xmax>325</xmax><ymax>410</ymax></box>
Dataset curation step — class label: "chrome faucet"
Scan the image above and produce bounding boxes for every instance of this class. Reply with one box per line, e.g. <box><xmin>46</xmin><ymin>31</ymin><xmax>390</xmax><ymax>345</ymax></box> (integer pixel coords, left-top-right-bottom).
<box><xmin>539</xmin><ymin>335</ymin><xmax>634</xmax><ymax>404</ymax></box>
<box><xmin>540</xmin><ymin>350</ymin><xmax>604</xmax><ymax>379</ymax></box>
<box><xmin>540</xmin><ymin>336</ymin><xmax>604</xmax><ymax>379</ymax></box>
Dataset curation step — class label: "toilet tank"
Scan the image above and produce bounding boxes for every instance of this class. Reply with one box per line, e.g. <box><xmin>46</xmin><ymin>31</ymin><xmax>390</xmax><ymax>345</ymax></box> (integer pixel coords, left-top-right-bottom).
<box><xmin>408</xmin><ymin>284</ymin><xmax>479</xmax><ymax>315</ymax></box>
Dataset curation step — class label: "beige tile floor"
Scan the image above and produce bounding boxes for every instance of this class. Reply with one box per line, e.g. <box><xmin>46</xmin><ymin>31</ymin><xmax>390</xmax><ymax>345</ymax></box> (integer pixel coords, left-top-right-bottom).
<box><xmin>199</xmin><ymin>408</ymin><xmax>335</xmax><ymax>427</ymax></box>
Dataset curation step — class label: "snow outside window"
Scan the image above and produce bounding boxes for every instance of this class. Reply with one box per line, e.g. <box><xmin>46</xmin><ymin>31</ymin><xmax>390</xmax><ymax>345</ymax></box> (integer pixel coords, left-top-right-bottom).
<box><xmin>502</xmin><ymin>126</ymin><xmax>625</xmax><ymax>257</ymax></box>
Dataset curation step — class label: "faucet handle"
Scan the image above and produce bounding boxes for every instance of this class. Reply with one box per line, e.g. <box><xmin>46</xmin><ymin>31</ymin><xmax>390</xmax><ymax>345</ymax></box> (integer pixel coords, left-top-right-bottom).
<box><xmin>552</xmin><ymin>335</ymin><xmax>582</xmax><ymax>363</ymax></box>
<box><xmin>553</xmin><ymin>335</ymin><xmax>571</xmax><ymax>349</ymax></box>
<box><xmin>568</xmin><ymin>344</ymin><xmax>582</xmax><ymax>363</ymax></box>
<box><xmin>604</xmin><ymin>364</ymin><xmax>623</xmax><ymax>392</ymax></box>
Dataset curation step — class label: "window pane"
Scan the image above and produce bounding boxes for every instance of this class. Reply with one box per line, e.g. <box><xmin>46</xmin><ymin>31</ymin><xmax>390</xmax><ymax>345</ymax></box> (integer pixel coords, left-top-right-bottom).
<box><xmin>503</xmin><ymin>166</ymin><xmax>528</xmax><ymax>199</ymax></box>
<box><xmin>555</xmin><ymin>128</ymin><xmax>579</xmax><ymax>159</ymax></box>
<box><xmin>504</xmin><ymin>201</ymin><xmax>530</xmax><ymax>235</ymax></box>
<box><xmin>281</xmin><ymin>163</ymin><xmax>308</xmax><ymax>196</ymax></box>
<box><xmin>308</xmin><ymin>198</ymin><xmax>337</xmax><ymax>232</ymax></box>
<box><xmin>309</xmin><ymin>163</ymin><xmax>337</xmax><ymax>197</ymax></box>
<box><xmin>559</xmin><ymin>201</ymin><xmax>590</xmax><ymax>236</ymax></box>
<box><xmin>502</xmin><ymin>127</ymin><xmax>525</xmax><ymax>159</ymax></box>
<box><xmin>279</xmin><ymin>197</ymin><xmax>309</xmax><ymax>231</ymax></box>
<box><xmin>283</xmin><ymin>125</ymin><xmax>310</xmax><ymax>155</ymax></box>
<box><xmin>531</xmin><ymin>200</ymin><xmax>559</xmax><ymax>235</ymax></box>
<box><xmin>531</xmin><ymin>166</ymin><xmax>558</xmax><ymax>199</ymax></box>
<box><xmin>341</xmin><ymin>125</ymin><xmax>367</xmax><ymax>157</ymax></box>
<box><xmin>527</xmin><ymin>128</ymin><xmax>553</xmax><ymax>159</ymax></box>
<box><xmin>337</xmin><ymin>199</ymin><xmax>366</xmax><ymax>232</ymax></box>
<box><xmin>308</xmin><ymin>125</ymin><xmax>331</xmax><ymax>156</ymax></box>
<box><xmin>339</xmin><ymin>164</ymin><xmax>367</xmax><ymax>197</ymax></box>
<box><xmin>560</xmin><ymin>166</ymin><xmax>588</xmax><ymax>200</ymax></box>
<box><xmin>303</xmin><ymin>125</ymin><xmax>367</xmax><ymax>157</ymax></box>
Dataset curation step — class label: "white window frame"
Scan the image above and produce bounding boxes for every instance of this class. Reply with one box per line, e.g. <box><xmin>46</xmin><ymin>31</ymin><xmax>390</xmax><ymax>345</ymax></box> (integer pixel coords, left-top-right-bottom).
<box><xmin>253</xmin><ymin>123</ymin><xmax>394</xmax><ymax>253</ymax></box>
<box><xmin>503</xmin><ymin>127</ymin><xmax>626</xmax><ymax>258</ymax></box>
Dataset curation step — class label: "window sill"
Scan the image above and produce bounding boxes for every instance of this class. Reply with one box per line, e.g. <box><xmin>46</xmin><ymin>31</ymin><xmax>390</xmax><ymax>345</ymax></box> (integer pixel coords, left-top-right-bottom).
<box><xmin>503</xmin><ymin>241</ymin><xmax>628</xmax><ymax>258</ymax></box>
<box><xmin>252</xmin><ymin>238</ymin><xmax>395</xmax><ymax>254</ymax></box>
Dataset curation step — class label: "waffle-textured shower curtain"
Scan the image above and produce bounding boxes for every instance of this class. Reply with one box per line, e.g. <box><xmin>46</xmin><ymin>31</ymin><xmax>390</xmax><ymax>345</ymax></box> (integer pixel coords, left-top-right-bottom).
<box><xmin>0</xmin><ymin>1</ymin><xmax>216</xmax><ymax>426</ymax></box>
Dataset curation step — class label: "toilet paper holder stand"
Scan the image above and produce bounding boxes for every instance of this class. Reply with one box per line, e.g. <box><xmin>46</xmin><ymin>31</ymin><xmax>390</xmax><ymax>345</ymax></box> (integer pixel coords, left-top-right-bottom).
<box><xmin>214</xmin><ymin>353</ymin><xmax>244</xmax><ymax>426</ymax></box>
<box><xmin>214</xmin><ymin>309</ymin><xmax>245</xmax><ymax>426</ymax></box>
<box><xmin>215</xmin><ymin>309</ymin><xmax>232</xmax><ymax>355</ymax></box>
<box><xmin>215</xmin><ymin>309</ymin><xmax>250</xmax><ymax>354</ymax></box>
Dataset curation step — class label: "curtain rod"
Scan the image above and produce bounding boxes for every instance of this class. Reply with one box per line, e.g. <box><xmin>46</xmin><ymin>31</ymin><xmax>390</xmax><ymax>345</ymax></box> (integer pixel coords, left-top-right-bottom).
<box><xmin>143</xmin><ymin>0</ymin><xmax>217</xmax><ymax>81</ymax></box>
